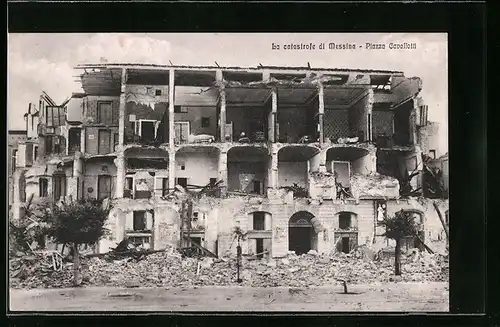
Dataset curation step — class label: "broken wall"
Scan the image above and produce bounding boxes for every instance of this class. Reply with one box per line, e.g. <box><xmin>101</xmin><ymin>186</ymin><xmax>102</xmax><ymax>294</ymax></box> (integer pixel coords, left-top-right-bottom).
<box><xmin>174</xmin><ymin>86</ymin><xmax>218</xmax><ymax>106</ymax></box>
<box><xmin>174</xmin><ymin>106</ymin><xmax>217</xmax><ymax>138</ymax></box>
<box><xmin>372</xmin><ymin>106</ymin><xmax>394</xmax><ymax>141</ymax></box>
<box><xmin>83</xmin><ymin>160</ymin><xmax>117</xmax><ymax>200</ymax></box>
<box><xmin>323</xmin><ymin>109</ymin><xmax>349</xmax><ymax>142</ymax></box>
<box><xmin>373</xmin><ymin>198</ymin><xmax>449</xmax><ymax>253</ymax></box>
<box><xmin>175</xmin><ymin>152</ymin><xmax>219</xmax><ymax>187</ymax></box>
<box><xmin>349</xmin><ymin>91</ymin><xmax>370</xmax><ymax>141</ymax></box>
<box><xmin>66</xmin><ymin>97</ymin><xmax>83</xmax><ymax>123</ymax></box>
<box><xmin>277</xmin><ymin>161</ymin><xmax>308</xmax><ymax>189</ymax></box>
<box><xmin>83</xmin><ymin>96</ymin><xmax>120</xmax><ymax>125</ymax></box>
<box><xmin>391</xmin><ymin>76</ymin><xmax>422</xmax><ymax>105</ymax></box>
<box><xmin>226</xmin><ymin>106</ymin><xmax>267</xmax><ymax>141</ymax></box>
<box><xmin>417</xmin><ymin>122</ymin><xmax>440</xmax><ymax>156</ymax></box>
<box><xmin>277</xmin><ymin>106</ymin><xmax>309</xmax><ymax>143</ymax></box>
<box><xmin>84</xmin><ymin>126</ymin><xmax>119</xmax><ymax>155</ymax></box>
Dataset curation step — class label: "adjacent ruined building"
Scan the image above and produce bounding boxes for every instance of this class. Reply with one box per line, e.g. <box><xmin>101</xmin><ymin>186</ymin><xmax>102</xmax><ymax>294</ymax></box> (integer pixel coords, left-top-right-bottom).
<box><xmin>10</xmin><ymin>64</ymin><xmax>449</xmax><ymax>258</ymax></box>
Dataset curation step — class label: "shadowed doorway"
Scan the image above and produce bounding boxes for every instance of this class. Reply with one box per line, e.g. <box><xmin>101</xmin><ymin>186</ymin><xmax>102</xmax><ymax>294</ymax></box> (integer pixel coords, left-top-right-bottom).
<box><xmin>288</xmin><ymin>211</ymin><xmax>316</xmax><ymax>255</ymax></box>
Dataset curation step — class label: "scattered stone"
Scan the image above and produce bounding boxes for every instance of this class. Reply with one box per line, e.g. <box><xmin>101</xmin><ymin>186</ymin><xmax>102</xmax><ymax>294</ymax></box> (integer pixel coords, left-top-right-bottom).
<box><xmin>9</xmin><ymin>245</ymin><xmax>448</xmax><ymax>289</ymax></box>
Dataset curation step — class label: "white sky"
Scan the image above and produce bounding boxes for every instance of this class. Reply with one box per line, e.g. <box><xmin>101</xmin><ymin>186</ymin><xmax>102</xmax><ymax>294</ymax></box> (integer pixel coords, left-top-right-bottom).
<box><xmin>7</xmin><ymin>33</ymin><xmax>448</xmax><ymax>154</ymax></box>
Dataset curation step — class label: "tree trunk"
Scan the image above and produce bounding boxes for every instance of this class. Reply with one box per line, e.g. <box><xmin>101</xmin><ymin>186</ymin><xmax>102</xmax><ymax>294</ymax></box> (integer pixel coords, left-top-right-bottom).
<box><xmin>73</xmin><ymin>243</ymin><xmax>82</xmax><ymax>286</ymax></box>
<box><xmin>342</xmin><ymin>280</ymin><xmax>348</xmax><ymax>294</ymax></box>
<box><xmin>395</xmin><ymin>238</ymin><xmax>401</xmax><ymax>276</ymax></box>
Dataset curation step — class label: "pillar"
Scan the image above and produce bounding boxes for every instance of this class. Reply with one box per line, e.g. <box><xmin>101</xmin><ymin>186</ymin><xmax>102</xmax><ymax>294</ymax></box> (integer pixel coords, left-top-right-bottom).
<box><xmin>269</xmin><ymin>88</ymin><xmax>277</xmax><ymax>142</ymax></box>
<box><xmin>264</xmin><ymin>212</ymin><xmax>272</xmax><ymax>231</ymax></box>
<box><xmin>318</xmin><ymin>83</ymin><xmax>325</xmax><ymax>146</ymax></box>
<box><xmin>216</xmin><ymin>70</ymin><xmax>226</xmax><ymax>143</ymax></box>
<box><xmin>367</xmin><ymin>89</ymin><xmax>374</xmax><ymax>142</ymax></box>
<box><xmin>218</xmin><ymin>150</ymin><xmax>228</xmax><ymax>196</ymax></box>
<box><xmin>219</xmin><ymin>88</ymin><xmax>227</xmax><ymax>142</ymax></box>
<box><xmin>318</xmin><ymin>149</ymin><xmax>327</xmax><ymax>173</ymax></box>
<box><xmin>114</xmin><ymin>153</ymin><xmax>125</xmax><ymax>198</ymax></box>
<box><xmin>169</xmin><ymin>69</ymin><xmax>175</xmax><ymax>150</ymax></box>
<box><xmin>169</xmin><ymin>150</ymin><xmax>176</xmax><ymax>191</ymax></box>
<box><xmin>118</xmin><ymin>68</ymin><xmax>127</xmax><ymax>148</ymax></box>
<box><xmin>269</xmin><ymin>148</ymin><xmax>278</xmax><ymax>189</ymax></box>
<box><xmin>71</xmin><ymin>153</ymin><xmax>84</xmax><ymax>200</ymax></box>
<box><xmin>80</xmin><ymin>128</ymin><xmax>86</xmax><ymax>154</ymax></box>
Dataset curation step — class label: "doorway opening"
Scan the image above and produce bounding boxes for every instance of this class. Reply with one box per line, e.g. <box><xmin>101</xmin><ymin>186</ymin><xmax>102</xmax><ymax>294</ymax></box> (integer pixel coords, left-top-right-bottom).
<box><xmin>288</xmin><ymin>211</ymin><xmax>317</xmax><ymax>255</ymax></box>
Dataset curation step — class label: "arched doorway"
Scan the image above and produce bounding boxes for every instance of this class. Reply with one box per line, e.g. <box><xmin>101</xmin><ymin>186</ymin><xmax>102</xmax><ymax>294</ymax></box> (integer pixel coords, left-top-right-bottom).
<box><xmin>288</xmin><ymin>211</ymin><xmax>316</xmax><ymax>255</ymax></box>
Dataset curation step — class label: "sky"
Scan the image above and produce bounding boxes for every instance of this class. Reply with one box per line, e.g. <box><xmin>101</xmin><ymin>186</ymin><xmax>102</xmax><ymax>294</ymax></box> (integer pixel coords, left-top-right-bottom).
<box><xmin>7</xmin><ymin>33</ymin><xmax>448</xmax><ymax>155</ymax></box>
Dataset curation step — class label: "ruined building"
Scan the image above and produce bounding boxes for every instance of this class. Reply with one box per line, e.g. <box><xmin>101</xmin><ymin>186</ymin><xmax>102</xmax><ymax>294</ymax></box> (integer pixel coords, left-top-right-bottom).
<box><xmin>10</xmin><ymin>64</ymin><xmax>449</xmax><ymax>258</ymax></box>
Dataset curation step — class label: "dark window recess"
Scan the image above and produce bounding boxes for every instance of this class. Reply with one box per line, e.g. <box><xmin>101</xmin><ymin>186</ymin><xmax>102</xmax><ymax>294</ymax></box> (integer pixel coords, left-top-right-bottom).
<box><xmin>19</xmin><ymin>174</ymin><xmax>26</xmax><ymax>203</ymax></box>
<box><xmin>34</xmin><ymin>146</ymin><xmax>38</xmax><ymax>161</ymax></box>
<box><xmin>125</xmin><ymin>177</ymin><xmax>134</xmax><ymax>190</ymax></box>
<box><xmin>253</xmin><ymin>212</ymin><xmax>266</xmax><ymax>231</ymax></box>
<box><xmin>133</xmin><ymin>211</ymin><xmax>147</xmax><ymax>231</ymax></box>
<box><xmin>177</xmin><ymin>178</ymin><xmax>188</xmax><ymax>188</ymax></box>
<box><xmin>140</xmin><ymin>121</ymin><xmax>156</xmax><ymax>143</ymax></box>
<box><xmin>46</xmin><ymin>106</ymin><xmax>65</xmax><ymax>127</ymax></box>
<box><xmin>256</xmin><ymin>239</ymin><xmax>264</xmax><ymax>259</ymax></box>
<box><xmin>174</xmin><ymin>105</ymin><xmax>182</xmax><ymax>113</ymax></box>
<box><xmin>113</xmin><ymin>133</ymin><xmax>119</xmax><ymax>152</ymax></box>
<box><xmin>341</xmin><ymin>237</ymin><xmax>350</xmax><ymax>254</ymax></box>
<box><xmin>192</xmin><ymin>212</ymin><xmax>199</xmax><ymax>221</ymax></box>
<box><xmin>155</xmin><ymin>89</ymin><xmax>162</xmax><ymax>96</ymax></box>
<box><xmin>429</xmin><ymin>150</ymin><xmax>436</xmax><ymax>159</ymax></box>
<box><xmin>253</xmin><ymin>181</ymin><xmax>261</xmax><ymax>194</ymax></box>
<box><xmin>209</xmin><ymin>178</ymin><xmax>217</xmax><ymax>185</ymax></box>
<box><xmin>39</xmin><ymin>178</ymin><xmax>48</xmax><ymax>197</ymax></box>
<box><xmin>201</xmin><ymin>117</ymin><xmax>210</xmax><ymax>128</ymax></box>
<box><xmin>45</xmin><ymin>136</ymin><xmax>53</xmax><ymax>155</ymax></box>
<box><xmin>130</xmin><ymin>122</ymin><xmax>136</xmax><ymax>134</ymax></box>
<box><xmin>11</xmin><ymin>150</ymin><xmax>17</xmax><ymax>172</ymax></box>
<box><xmin>339</xmin><ymin>212</ymin><xmax>351</xmax><ymax>229</ymax></box>
<box><xmin>97</xmin><ymin>102</ymin><xmax>113</xmax><ymax>125</ymax></box>
<box><xmin>53</xmin><ymin>174</ymin><xmax>66</xmax><ymax>200</ymax></box>
<box><xmin>97</xmin><ymin>175</ymin><xmax>112</xmax><ymax>200</ymax></box>
<box><xmin>68</xmin><ymin>128</ymin><xmax>81</xmax><ymax>154</ymax></box>
<box><xmin>190</xmin><ymin>237</ymin><xmax>201</xmax><ymax>246</ymax></box>
<box><xmin>98</xmin><ymin>130</ymin><xmax>111</xmax><ymax>154</ymax></box>
<box><xmin>162</xmin><ymin>178</ymin><xmax>169</xmax><ymax>197</ymax></box>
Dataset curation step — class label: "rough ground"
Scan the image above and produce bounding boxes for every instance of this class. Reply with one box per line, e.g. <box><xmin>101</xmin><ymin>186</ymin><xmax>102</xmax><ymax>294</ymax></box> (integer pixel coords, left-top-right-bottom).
<box><xmin>9</xmin><ymin>246</ymin><xmax>448</xmax><ymax>289</ymax></box>
<box><xmin>10</xmin><ymin>283</ymin><xmax>449</xmax><ymax>312</ymax></box>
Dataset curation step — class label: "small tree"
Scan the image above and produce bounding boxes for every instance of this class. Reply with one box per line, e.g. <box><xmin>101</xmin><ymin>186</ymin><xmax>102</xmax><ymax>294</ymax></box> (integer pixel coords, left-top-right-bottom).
<box><xmin>47</xmin><ymin>199</ymin><xmax>110</xmax><ymax>286</ymax></box>
<box><xmin>379</xmin><ymin>209</ymin><xmax>419</xmax><ymax>276</ymax></box>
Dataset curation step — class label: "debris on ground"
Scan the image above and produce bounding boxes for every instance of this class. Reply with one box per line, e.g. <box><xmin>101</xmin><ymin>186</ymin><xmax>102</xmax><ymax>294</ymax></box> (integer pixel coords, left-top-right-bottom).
<box><xmin>9</xmin><ymin>244</ymin><xmax>448</xmax><ymax>289</ymax></box>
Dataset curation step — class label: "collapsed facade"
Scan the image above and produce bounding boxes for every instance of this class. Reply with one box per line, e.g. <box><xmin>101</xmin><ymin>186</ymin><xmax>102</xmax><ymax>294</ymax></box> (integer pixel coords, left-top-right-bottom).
<box><xmin>10</xmin><ymin>64</ymin><xmax>449</xmax><ymax>258</ymax></box>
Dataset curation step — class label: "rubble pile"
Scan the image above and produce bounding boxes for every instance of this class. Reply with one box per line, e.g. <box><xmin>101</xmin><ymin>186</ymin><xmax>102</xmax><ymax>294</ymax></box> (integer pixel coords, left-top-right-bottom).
<box><xmin>9</xmin><ymin>246</ymin><xmax>448</xmax><ymax>289</ymax></box>
<box><xmin>10</xmin><ymin>251</ymin><xmax>74</xmax><ymax>289</ymax></box>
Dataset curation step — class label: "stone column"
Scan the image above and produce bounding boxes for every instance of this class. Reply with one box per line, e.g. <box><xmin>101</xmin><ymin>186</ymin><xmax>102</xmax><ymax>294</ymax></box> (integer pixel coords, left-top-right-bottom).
<box><xmin>318</xmin><ymin>149</ymin><xmax>327</xmax><ymax>173</ymax></box>
<box><xmin>215</xmin><ymin>70</ymin><xmax>226</xmax><ymax>143</ymax></box>
<box><xmin>70</xmin><ymin>152</ymin><xmax>84</xmax><ymax>200</ymax></box>
<box><xmin>168</xmin><ymin>150</ymin><xmax>176</xmax><ymax>191</ymax></box>
<box><xmin>118</xmin><ymin>68</ymin><xmax>127</xmax><ymax>148</ymax></box>
<box><xmin>218</xmin><ymin>150</ymin><xmax>228</xmax><ymax>196</ymax></box>
<box><xmin>80</xmin><ymin>128</ymin><xmax>86</xmax><ymax>154</ymax></box>
<box><xmin>114</xmin><ymin>153</ymin><xmax>125</xmax><ymax>199</ymax></box>
<box><xmin>318</xmin><ymin>83</ymin><xmax>325</xmax><ymax>146</ymax></box>
<box><xmin>367</xmin><ymin>89</ymin><xmax>374</xmax><ymax>142</ymax></box>
<box><xmin>219</xmin><ymin>87</ymin><xmax>226</xmax><ymax>143</ymax></box>
<box><xmin>264</xmin><ymin>212</ymin><xmax>272</xmax><ymax>231</ymax></box>
<box><xmin>269</xmin><ymin>147</ymin><xmax>278</xmax><ymax>189</ymax></box>
<box><xmin>269</xmin><ymin>88</ymin><xmax>277</xmax><ymax>142</ymax></box>
<box><xmin>169</xmin><ymin>69</ymin><xmax>175</xmax><ymax>150</ymax></box>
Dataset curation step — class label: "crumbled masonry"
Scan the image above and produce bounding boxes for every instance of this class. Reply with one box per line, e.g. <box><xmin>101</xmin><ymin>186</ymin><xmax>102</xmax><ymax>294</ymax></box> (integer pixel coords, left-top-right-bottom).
<box><xmin>10</xmin><ymin>246</ymin><xmax>448</xmax><ymax>289</ymax></box>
